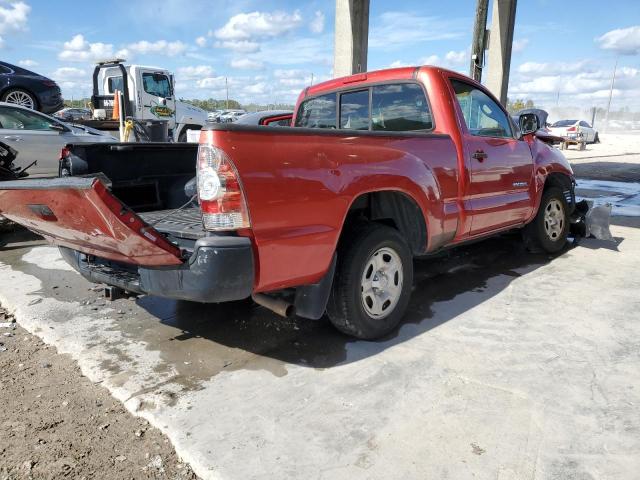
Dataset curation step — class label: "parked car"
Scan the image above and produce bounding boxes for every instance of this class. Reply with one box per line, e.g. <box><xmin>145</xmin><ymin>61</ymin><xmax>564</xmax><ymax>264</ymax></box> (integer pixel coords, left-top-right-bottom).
<box><xmin>0</xmin><ymin>66</ymin><xmax>578</xmax><ymax>339</ymax></box>
<box><xmin>549</xmin><ymin>119</ymin><xmax>599</xmax><ymax>143</ymax></box>
<box><xmin>53</xmin><ymin>107</ymin><xmax>92</xmax><ymax>122</ymax></box>
<box><xmin>219</xmin><ymin>110</ymin><xmax>246</xmax><ymax>123</ymax></box>
<box><xmin>235</xmin><ymin>110</ymin><xmax>293</xmax><ymax>126</ymax></box>
<box><xmin>0</xmin><ymin>61</ymin><xmax>63</xmax><ymax>113</ymax></box>
<box><xmin>0</xmin><ymin>102</ymin><xmax>115</xmax><ymax>177</ymax></box>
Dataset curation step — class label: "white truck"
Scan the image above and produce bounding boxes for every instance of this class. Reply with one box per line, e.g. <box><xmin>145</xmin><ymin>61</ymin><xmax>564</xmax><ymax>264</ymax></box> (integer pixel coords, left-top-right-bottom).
<box><xmin>78</xmin><ymin>59</ymin><xmax>208</xmax><ymax>142</ymax></box>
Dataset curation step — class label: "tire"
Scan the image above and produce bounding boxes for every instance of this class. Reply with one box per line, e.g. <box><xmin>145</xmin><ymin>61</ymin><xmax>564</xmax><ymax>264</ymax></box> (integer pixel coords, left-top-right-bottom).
<box><xmin>524</xmin><ymin>187</ymin><xmax>569</xmax><ymax>253</ymax></box>
<box><xmin>1</xmin><ymin>88</ymin><xmax>38</xmax><ymax>110</ymax></box>
<box><xmin>594</xmin><ymin>132</ymin><xmax>600</xmax><ymax>143</ymax></box>
<box><xmin>326</xmin><ymin>222</ymin><xmax>413</xmax><ymax>340</ymax></box>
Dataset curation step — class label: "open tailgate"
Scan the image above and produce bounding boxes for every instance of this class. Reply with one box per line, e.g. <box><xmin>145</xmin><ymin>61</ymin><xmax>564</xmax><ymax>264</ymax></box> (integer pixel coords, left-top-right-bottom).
<box><xmin>0</xmin><ymin>177</ymin><xmax>183</xmax><ymax>267</ymax></box>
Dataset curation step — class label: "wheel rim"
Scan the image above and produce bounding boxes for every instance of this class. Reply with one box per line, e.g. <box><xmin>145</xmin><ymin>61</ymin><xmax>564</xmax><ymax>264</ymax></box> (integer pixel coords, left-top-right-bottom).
<box><xmin>544</xmin><ymin>199</ymin><xmax>565</xmax><ymax>241</ymax></box>
<box><xmin>5</xmin><ymin>91</ymin><xmax>35</xmax><ymax>109</ymax></box>
<box><xmin>360</xmin><ymin>247</ymin><xmax>403</xmax><ymax>319</ymax></box>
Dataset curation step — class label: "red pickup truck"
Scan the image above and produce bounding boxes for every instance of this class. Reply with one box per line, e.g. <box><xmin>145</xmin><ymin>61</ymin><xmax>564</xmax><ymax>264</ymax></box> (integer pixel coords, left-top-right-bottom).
<box><xmin>0</xmin><ymin>66</ymin><xmax>576</xmax><ymax>339</ymax></box>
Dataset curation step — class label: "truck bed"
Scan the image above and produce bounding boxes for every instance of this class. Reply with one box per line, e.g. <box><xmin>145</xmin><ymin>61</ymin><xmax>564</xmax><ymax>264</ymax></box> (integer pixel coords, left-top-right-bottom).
<box><xmin>138</xmin><ymin>207</ymin><xmax>204</xmax><ymax>240</ymax></box>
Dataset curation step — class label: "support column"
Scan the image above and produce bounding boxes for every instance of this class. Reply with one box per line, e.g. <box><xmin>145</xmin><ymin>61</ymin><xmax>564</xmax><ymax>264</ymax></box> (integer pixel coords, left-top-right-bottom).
<box><xmin>333</xmin><ymin>0</ymin><xmax>370</xmax><ymax>78</ymax></box>
<box><xmin>484</xmin><ymin>0</ymin><xmax>517</xmax><ymax>105</ymax></box>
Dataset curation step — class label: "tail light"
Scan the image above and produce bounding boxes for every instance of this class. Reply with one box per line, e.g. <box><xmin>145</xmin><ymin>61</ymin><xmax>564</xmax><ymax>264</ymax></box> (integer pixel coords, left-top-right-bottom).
<box><xmin>197</xmin><ymin>142</ymin><xmax>250</xmax><ymax>231</ymax></box>
<box><xmin>567</xmin><ymin>126</ymin><xmax>577</xmax><ymax>132</ymax></box>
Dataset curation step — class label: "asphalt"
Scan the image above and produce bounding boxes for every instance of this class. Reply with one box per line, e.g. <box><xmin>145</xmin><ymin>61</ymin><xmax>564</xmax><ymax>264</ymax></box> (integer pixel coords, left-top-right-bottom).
<box><xmin>0</xmin><ymin>178</ymin><xmax>639</xmax><ymax>479</ymax></box>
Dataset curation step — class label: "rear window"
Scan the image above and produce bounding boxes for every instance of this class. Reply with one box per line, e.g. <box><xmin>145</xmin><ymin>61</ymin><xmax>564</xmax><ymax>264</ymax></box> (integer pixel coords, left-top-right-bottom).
<box><xmin>295</xmin><ymin>93</ymin><xmax>336</xmax><ymax>129</ymax></box>
<box><xmin>340</xmin><ymin>90</ymin><xmax>369</xmax><ymax>130</ymax></box>
<box><xmin>371</xmin><ymin>83</ymin><xmax>433</xmax><ymax>131</ymax></box>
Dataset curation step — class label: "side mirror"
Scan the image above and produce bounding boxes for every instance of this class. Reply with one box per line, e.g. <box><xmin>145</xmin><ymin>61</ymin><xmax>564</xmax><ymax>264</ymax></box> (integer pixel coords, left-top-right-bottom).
<box><xmin>519</xmin><ymin>113</ymin><xmax>539</xmax><ymax>136</ymax></box>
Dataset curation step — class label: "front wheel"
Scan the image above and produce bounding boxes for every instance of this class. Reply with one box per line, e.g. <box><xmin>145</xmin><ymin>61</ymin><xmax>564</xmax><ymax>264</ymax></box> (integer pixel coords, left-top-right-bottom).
<box><xmin>524</xmin><ymin>187</ymin><xmax>569</xmax><ymax>253</ymax></box>
<box><xmin>326</xmin><ymin>223</ymin><xmax>413</xmax><ymax>340</ymax></box>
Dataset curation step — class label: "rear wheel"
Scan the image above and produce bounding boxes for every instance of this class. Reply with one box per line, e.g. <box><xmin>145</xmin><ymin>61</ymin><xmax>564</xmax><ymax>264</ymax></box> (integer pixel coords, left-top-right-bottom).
<box><xmin>327</xmin><ymin>223</ymin><xmax>413</xmax><ymax>339</ymax></box>
<box><xmin>594</xmin><ymin>132</ymin><xmax>600</xmax><ymax>143</ymax></box>
<box><xmin>2</xmin><ymin>88</ymin><xmax>37</xmax><ymax>110</ymax></box>
<box><xmin>524</xmin><ymin>187</ymin><xmax>569</xmax><ymax>253</ymax></box>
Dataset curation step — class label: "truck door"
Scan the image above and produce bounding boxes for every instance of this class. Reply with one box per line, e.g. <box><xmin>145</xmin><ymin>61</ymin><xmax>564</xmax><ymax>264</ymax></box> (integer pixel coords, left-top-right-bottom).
<box><xmin>136</xmin><ymin>68</ymin><xmax>176</xmax><ymax>128</ymax></box>
<box><xmin>450</xmin><ymin>79</ymin><xmax>534</xmax><ymax>236</ymax></box>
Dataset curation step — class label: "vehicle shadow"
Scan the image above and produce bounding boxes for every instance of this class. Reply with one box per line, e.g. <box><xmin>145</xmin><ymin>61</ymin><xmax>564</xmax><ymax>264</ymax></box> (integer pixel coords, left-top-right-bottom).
<box><xmin>139</xmin><ymin>233</ymin><xmax>579</xmax><ymax>369</ymax></box>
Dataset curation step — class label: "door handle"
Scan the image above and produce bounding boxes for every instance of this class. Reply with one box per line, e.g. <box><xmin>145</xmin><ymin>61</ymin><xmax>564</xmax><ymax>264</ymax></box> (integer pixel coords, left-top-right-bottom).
<box><xmin>472</xmin><ymin>150</ymin><xmax>488</xmax><ymax>161</ymax></box>
<box><xmin>4</xmin><ymin>135</ymin><xmax>22</xmax><ymax>142</ymax></box>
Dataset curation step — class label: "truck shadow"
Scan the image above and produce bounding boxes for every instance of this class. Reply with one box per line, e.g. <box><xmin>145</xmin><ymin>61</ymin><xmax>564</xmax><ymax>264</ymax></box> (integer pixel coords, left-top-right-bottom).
<box><xmin>141</xmin><ymin>233</ymin><xmax>577</xmax><ymax>370</ymax></box>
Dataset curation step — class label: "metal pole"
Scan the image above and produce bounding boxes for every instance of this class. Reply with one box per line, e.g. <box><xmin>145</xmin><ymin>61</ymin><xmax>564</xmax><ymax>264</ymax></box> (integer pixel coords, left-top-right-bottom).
<box><xmin>604</xmin><ymin>56</ymin><xmax>618</xmax><ymax>132</ymax></box>
<box><xmin>469</xmin><ymin>0</ymin><xmax>489</xmax><ymax>81</ymax></box>
<box><xmin>225</xmin><ymin>77</ymin><xmax>229</xmax><ymax>109</ymax></box>
<box><xmin>310</xmin><ymin>72</ymin><xmax>314</xmax><ymax>86</ymax></box>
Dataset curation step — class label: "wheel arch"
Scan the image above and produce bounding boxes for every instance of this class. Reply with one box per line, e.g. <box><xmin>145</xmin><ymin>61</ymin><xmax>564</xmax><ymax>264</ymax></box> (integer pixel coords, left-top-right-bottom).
<box><xmin>178</xmin><ymin>124</ymin><xmax>203</xmax><ymax>141</ymax></box>
<box><xmin>0</xmin><ymin>85</ymin><xmax>40</xmax><ymax>110</ymax></box>
<box><xmin>340</xmin><ymin>189</ymin><xmax>428</xmax><ymax>256</ymax></box>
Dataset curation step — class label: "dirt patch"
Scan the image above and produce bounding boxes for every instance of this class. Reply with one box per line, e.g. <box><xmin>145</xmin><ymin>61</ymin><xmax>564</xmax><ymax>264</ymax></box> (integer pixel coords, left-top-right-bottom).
<box><xmin>0</xmin><ymin>305</ymin><xmax>199</xmax><ymax>480</ymax></box>
<box><xmin>571</xmin><ymin>160</ymin><xmax>640</xmax><ymax>183</ymax></box>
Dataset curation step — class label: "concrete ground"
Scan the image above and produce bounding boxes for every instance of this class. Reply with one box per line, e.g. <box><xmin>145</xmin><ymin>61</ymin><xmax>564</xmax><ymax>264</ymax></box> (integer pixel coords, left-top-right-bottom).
<box><xmin>1</xmin><ymin>138</ymin><xmax>639</xmax><ymax>479</ymax></box>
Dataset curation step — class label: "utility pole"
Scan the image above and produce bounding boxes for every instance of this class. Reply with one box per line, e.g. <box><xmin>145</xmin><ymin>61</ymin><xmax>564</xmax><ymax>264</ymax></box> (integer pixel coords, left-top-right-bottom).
<box><xmin>469</xmin><ymin>0</ymin><xmax>489</xmax><ymax>81</ymax></box>
<box><xmin>604</xmin><ymin>56</ymin><xmax>618</xmax><ymax>132</ymax></box>
<box><xmin>225</xmin><ymin>77</ymin><xmax>229</xmax><ymax>109</ymax></box>
<box><xmin>310</xmin><ymin>72</ymin><xmax>314</xmax><ymax>86</ymax></box>
<box><xmin>485</xmin><ymin>0</ymin><xmax>518</xmax><ymax>105</ymax></box>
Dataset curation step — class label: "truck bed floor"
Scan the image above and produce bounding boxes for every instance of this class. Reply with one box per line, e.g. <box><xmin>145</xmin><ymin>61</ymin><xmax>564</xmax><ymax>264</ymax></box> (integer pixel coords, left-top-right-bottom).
<box><xmin>138</xmin><ymin>207</ymin><xmax>205</xmax><ymax>240</ymax></box>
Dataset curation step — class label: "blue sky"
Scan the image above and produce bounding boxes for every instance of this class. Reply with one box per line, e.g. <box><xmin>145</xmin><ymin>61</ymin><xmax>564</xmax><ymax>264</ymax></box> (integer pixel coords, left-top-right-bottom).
<box><xmin>1</xmin><ymin>0</ymin><xmax>639</xmax><ymax>109</ymax></box>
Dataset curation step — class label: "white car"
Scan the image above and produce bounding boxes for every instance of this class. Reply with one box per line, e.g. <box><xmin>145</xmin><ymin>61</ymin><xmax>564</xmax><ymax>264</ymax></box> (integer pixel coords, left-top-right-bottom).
<box><xmin>0</xmin><ymin>102</ymin><xmax>115</xmax><ymax>177</ymax></box>
<box><xmin>549</xmin><ymin>119</ymin><xmax>599</xmax><ymax>143</ymax></box>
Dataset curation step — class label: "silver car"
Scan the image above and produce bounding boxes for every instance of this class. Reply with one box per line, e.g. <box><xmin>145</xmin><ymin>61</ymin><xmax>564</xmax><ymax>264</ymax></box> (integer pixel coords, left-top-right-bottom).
<box><xmin>0</xmin><ymin>102</ymin><xmax>115</xmax><ymax>177</ymax></box>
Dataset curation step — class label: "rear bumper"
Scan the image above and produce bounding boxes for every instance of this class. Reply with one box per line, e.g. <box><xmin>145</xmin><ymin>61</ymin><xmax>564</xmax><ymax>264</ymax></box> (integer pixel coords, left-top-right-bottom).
<box><xmin>59</xmin><ymin>235</ymin><xmax>254</xmax><ymax>303</ymax></box>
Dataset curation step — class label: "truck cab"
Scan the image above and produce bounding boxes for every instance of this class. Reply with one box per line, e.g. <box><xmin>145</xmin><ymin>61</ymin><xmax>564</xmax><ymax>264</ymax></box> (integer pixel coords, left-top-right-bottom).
<box><xmin>90</xmin><ymin>59</ymin><xmax>208</xmax><ymax>142</ymax></box>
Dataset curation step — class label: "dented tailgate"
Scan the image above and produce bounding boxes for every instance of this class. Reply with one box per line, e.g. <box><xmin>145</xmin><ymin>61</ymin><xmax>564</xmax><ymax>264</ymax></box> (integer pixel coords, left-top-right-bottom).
<box><xmin>0</xmin><ymin>177</ymin><xmax>183</xmax><ymax>266</ymax></box>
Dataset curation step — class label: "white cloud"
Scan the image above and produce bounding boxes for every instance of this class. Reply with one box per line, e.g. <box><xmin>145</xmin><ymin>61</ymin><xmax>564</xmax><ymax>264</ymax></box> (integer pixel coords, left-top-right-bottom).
<box><xmin>51</xmin><ymin>67</ymin><xmax>87</xmax><ymax>81</ymax></box>
<box><xmin>58</xmin><ymin>34</ymin><xmax>128</xmax><ymax>62</ymax></box>
<box><xmin>310</xmin><ymin>11</ymin><xmax>325</xmax><ymax>34</ymax></box>
<box><xmin>231</xmin><ymin>58</ymin><xmax>264</xmax><ymax>70</ymax></box>
<box><xmin>214</xmin><ymin>10</ymin><xmax>302</xmax><ymax>40</ymax></box>
<box><xmin>388</xmin><ymin>60</ymin><xmax>408</xmax><ymax>68</ymax></box>
<box><xmin>369</xmin><ymin>12</ymin><xmax>465</xmax><ymax>51</ymax></box>
<box><xmin>0</xmin><ymin>1</ymin><xmax>30</xmax><ymax>35</ymax></box>
<box><xmin>177</xmin><ymin>65</ymin><xmax>214</xmax><ymax>80</ymax></box>
<box><xmin>596</xmin><ymin>25</ymin><xmax>640</xmax><ymax>55</ymax></box>
<box><xmin>18</xmin><ymin>59</ymin><xmax>38</xmax><ymax>67</ymax></box>
<box><xmin>196</xmin><ymin>76</ymin><xmax>228</xmax><ymax>89</ymax></box>
<box><xmin>253</xmin><ymin>36</ymin><xmax>331</xmax><ymax>65</ymax></box>
<box><xmin>512</xmin><ymin>38</ymin><xmax>529</xmax><ymax>53</ymax></box>
<box><xmin>127</xmin><ymin>39</ymin><xmax>187</xmax><ymax>56</ymax></box>
<box><xmin>195</xmin><ymin>36</ymin><xmax>207</xmax><ymax>48</ymax></box>
<box><xmin>215</xmin><ymin>40</ymin><xmax>261</xmax><ymax>53</ymax></box>
<box><xmin>419</xmin><ymin>55</ymin><xmax>440</xmax><ymax>65</ymax></box>
<box><xmin>244</xmin><ymin>82</ymin><xmax>267</xmax><ymax>95</ymax></box>
<box><xmin>444</xmin><ymin>50</ymin><xmax>466</xmax><ymax>65</ymax></box>
<box><xmin>518</xmin><ymin>60</ymin><xmax>591</xmax><ymax>75</ymax></box>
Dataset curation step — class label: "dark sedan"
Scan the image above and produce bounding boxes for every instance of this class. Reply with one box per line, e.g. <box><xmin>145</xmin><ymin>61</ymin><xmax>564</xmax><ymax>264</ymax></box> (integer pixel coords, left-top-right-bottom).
<box><xmin>0</xmin><ymin>61</ymin><xmax>63</xmax><ymax>114</ymax></box>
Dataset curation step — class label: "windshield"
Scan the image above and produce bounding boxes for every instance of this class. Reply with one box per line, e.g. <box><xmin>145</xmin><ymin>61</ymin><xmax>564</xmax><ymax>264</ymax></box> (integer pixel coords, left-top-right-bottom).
<box><xmin>552</xmin><ymin>120</ymin><xmax>578</xmax><ymax>127</ymax></box>
<box><xmin>142</xmin><ymin>73</ymin><xmax>172</xmax><ymax>97</ymax></box>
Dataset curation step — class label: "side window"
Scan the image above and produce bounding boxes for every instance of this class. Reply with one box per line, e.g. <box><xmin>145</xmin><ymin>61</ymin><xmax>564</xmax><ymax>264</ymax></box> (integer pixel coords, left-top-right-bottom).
<box><xmin>0</xmin><ymin>65</ymin><xmax>11</xmax><ymax>74</ymax></box>
<box><xmin>371</xmin><ymin>83</ymin><xmax>433</xmax><ymax>131</ymax></box>
<box><xmin>340</xmin><ymin>90</ymin><xmax>369</xmax><ymax>130</ymax></box>
<box><xmin>142</xmin><ymin>73</ymin><xmax>172</xmax><ymax>98</ymax></box>
<box><xmin>0</xmin><ymin>107</ymin><xmax>57</xmax><ymax>130</ymax></box>
<box><xmin>451</xmin><ymin>80</ymin><xmax>512</xmax><ymax>138</ymax></box>
<box><xmin>295</xmin><ymin>93</ymin><xmax>337</xmax><ymax>129</ymax></box>
<box><xmin>579</xmin><ymin>121</ymin><xmax>591</xmax><ymax>128</ymax></box>
<box><xmin>107</xmin><ymin>76</ymin><xmax>124</xmax><ymax>94</ymax></box>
